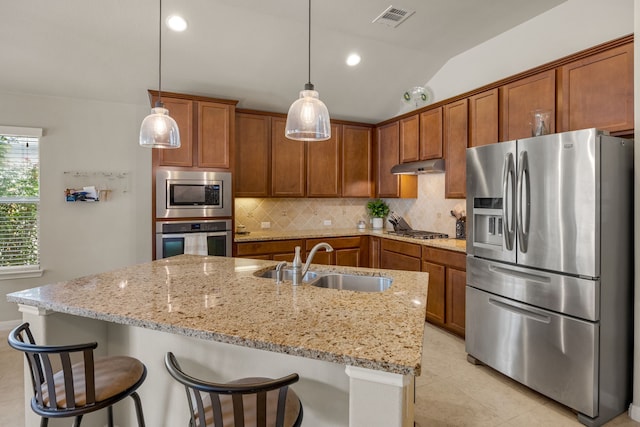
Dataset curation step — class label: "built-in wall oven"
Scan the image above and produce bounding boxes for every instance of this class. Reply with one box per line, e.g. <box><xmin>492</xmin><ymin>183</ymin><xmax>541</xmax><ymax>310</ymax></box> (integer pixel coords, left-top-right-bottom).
<box><xmin>155</xmin><ymin>220</ymin><xmax>232</xmax><ymax>259</ymax></box>
<box><xmin>156</xmin><ymin>169</ymin><xmax>232</xmax><ymax>219</ymax></box>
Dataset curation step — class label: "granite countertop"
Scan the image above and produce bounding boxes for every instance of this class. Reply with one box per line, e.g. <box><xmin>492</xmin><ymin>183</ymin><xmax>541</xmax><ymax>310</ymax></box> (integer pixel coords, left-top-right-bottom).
<box><xmin>235</xmin><ymin>228</ymin><xmax>467</xmax><ymax>253</ymax></box>
<box><xmin>7</xmin><ymin>255</ymin><xmax>428</xmax><ymax>376</ymax></box>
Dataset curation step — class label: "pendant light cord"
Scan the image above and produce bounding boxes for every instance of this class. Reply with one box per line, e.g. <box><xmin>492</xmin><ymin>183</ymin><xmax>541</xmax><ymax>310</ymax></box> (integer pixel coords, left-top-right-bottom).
<box><xmin>307</xmin><ymin>0</ymin><xmax>311</xmax><ymax>86</ymax></box>
<box><xmin>158</xmin><ymin>0</ymin><xmax>163</xmax><ymax>105</ymax></box>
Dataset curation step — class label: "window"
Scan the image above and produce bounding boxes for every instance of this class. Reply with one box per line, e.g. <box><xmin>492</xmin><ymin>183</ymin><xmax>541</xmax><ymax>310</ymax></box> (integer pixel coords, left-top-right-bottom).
<box><xmin>0</xmin><ymin>126</ymin><xmax>43</xmax><ymax>278</ymax></box>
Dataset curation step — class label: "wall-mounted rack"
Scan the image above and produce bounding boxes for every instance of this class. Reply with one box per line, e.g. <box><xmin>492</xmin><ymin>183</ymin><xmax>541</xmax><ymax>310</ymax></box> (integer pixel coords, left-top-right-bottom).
<box><xmin>63</xmin><ymin>171</ymin><xmax>130</xmax><ymax>202</ymax></box>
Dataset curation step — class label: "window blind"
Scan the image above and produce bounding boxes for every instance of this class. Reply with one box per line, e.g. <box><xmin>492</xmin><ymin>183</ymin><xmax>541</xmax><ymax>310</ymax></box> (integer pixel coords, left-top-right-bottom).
<box><xmin>0</xmin><ymin>134</ymin><xmax>40</xmax><ymax>269</ymax></box>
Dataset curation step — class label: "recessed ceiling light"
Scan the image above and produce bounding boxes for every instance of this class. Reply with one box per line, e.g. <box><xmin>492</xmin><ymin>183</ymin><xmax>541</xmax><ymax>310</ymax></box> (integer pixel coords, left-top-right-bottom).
<box><xmin>166</xmin><ymin>15</ymin><xmax>187</xmax><ymax>32</ymax></box>
<box><xmin>346</xmin><ymin>53</ymin><xmax>361</xmax><ymax>66</ymax></box>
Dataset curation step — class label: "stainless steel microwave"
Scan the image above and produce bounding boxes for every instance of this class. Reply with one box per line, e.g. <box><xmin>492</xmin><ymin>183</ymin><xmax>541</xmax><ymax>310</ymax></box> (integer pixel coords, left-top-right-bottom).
<box><xmin>156</xmin><ymin>170</ymin><xmax>232</xmax><ymax>218</ymax></box>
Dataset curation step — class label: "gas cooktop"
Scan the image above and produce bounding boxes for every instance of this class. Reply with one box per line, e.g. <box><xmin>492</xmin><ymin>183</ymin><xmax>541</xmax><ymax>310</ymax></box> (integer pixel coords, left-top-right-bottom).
<box><xmin>386</xmin><ymin>230</ymin><xmax>449</xmax><ymax>240</ymax></box>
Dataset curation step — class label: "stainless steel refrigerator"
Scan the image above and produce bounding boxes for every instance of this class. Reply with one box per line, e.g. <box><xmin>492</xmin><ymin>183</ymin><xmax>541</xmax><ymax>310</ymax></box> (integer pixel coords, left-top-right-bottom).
<box><xmin>465</xmin><ymin>128</ymin><xmax>633</xmax><ymax>427</ymax></box>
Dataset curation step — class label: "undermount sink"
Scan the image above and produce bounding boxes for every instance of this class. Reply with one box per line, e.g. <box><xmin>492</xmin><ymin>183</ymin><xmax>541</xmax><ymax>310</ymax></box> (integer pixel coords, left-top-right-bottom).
<box><xmin>254</xmin><ymin>268</ymin><xmax>392</xmax><ymax>292</ymax></box>
<box><xmin>310</xmin><ymin>274</ymin><xmax>392</xmax><ymax>292</ymax></box>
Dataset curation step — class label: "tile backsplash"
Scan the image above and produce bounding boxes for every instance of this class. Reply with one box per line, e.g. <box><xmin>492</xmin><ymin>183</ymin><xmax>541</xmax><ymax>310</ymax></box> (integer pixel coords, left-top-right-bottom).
<box><xmin>235</xmin><ymin>174</ymin><xmax>465</xmax><ymax>237</ymax></box>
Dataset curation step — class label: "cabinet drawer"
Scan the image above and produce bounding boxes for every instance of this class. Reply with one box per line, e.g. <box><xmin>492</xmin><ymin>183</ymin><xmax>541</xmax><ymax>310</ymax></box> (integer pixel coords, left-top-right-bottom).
<box><xmin>381</xmin><ymin>239</ymin><xmax>421</xmax><ymax>258</ymax></box>
<box><xmin>422</xmin><ymin>246</ymin><xmax>466</xmax><ymax>270</ymax></box>
<box><xmin>236</xmin><ymin>240</ymin><xmax>303</xmax><ymax>256</ymax></box>
<box><xmin>306</xmin><ymin>237</ymin><xmax>361</xmax><ymax>250</ymax></box>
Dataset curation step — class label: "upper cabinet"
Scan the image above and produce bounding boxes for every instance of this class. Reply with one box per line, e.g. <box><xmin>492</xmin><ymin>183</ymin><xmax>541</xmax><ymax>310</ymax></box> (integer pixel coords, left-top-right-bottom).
<box><xmin>419</xmin><ymin>107</ymin><xmax>443</xmax><ymax>159</ymax></box>
<box><xmin>468</xmin><ymin>89</ymin><xmax>498</xmax><ymax>147</ymax></box>
<box><xmin>271</xmin><ymin>117</ymin><xmax>306</xmax><ymax>197</ymax></box>
<box><xmin>399</xmin><ymin>114</ymin><xmax>420</xmax><ymax>163</ymax></box>
<box><xmin>235</xmin><ymin>113</ymin><xmax>271</xmax><ymax>197</ymax></box>
<box><xmin>499</xmin><ymin>69</ymin><xmax>556</xmax><ymax>141</ymax></box>
<box><xmin>342</xmin><ymin>125</ymin><xmax>374</xmax><ymax>198</ymax></box>
<box><xmin>149</xmin><ymin>91</ymin><xmax>237</xmax><ymax>169</ymax></box>
<box><xmin>558</xmin><ymin>43</ymin><xmax>633</xmax><ymax>134</ymax></box>
<box><xmin>307</xmin><ymin>123</ymin><xmax>341</xmax><ymax>197</ymax></box>
<box><xmin>444</xmin><ymin>99</ymin><xmax>468</xmax><ymax>199</ymax></box>
<box><xmin>376</xmin><ymin>121</ymin><xmax>417</xmax><ymax>199</ymax></box>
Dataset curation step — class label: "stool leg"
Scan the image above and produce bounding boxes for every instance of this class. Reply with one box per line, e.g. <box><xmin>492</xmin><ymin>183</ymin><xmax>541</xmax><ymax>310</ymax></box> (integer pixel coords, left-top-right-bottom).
<box><xmin>108</xmin><ymin>406</ymin><xmax>114</xmax><ymax>427</ymax></box>
<box><xmin>73</xmin><ymin>415</ymin><xmax>83</xmax><ymax>427</ymax></box>
<box><xmin>39</xmin><ymin>418</ymin><xmax>48</xmax><ymax>427</ymax></box>
<box><xmin>130</xmin><ymin>392</ymin><xmax>146</xmax><ymax>427</ymax></box>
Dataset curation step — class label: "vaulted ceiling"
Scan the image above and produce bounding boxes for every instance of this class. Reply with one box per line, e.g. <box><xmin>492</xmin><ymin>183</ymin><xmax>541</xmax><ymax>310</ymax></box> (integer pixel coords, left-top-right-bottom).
<box><xmin>0</xmin><ymin>0</ymin><xmax>565</xmax><ymax>123</ymax></box>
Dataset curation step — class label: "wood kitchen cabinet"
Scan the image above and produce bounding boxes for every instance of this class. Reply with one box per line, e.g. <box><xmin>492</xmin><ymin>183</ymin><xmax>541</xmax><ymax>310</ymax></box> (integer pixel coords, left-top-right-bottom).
<box><xmin>342</xmin><ymin>124</ymin><xmax>374</xmax><ymax>198</ymax></box>
<box><xmin>469</xmin><ymin>88</ymin><xmax>498</xmax><ymax>147</ymax></box>
<box><xmin>271</xmin><ymin>117</ymin><xmax>306</xmax><ymax>197</ymax></box>
<box><xmin>305</xmin><ymin>237</ymin><xmax>367</xmax><ymax>267</ymax></box>
<box><xmin>149</xmin><ymin>91</ymin><xmax>236</xmax><ymax>169</ymax></box>
<box><xmin>419</xmin><ymin>107</ymin><xmax>443</xmax><ymax>159</ymax></box>
<box><xmin>307</xmin><ymin>123</ymin><xmax>341</xmax><ymax>197</ymax></box>
<box><xmin>499</xmin><ymin>69</ymin><xmax>556</xmax><ymax>141</ymax></box>
<box><xmin>422</xmin><ymin>246</ymin><xmax>466</xmax><ymax>337</ymax></box>
<box><xmin>558</xmin><ymin>42</ymin><xmax>633</xmax><ymax>135</ymax></box>
<box><xmin>235</xmin><ymin>113</ymin><xmax>271</xmax><ymax>197</ymax></box>
<box><xmin>444</xmin><ymin>98</ymin><xmax>469</xmax><ymax>199</ymax></box>
<box><xmin>400</xmin><ymin>114</ymin><xmax>420</xmax><ymax>163</ymax></box>
<box><xmin>376</xmin><ymin>121</ymin><xmax>417</xmax><ymax>198</ymax></box>
<box><xmin>235</xmin><ymin>239</ymin><xmax>303</xmax><ymax>261</ymax></box>
<box><xmin>369</xmin><ymin>236</ymin><xmax>381</xmax><ymax>269</ymax></box>
<box><xmin>380</xmin><ymin>239</ymin><xmax>421</xmax><ymax>271</ymax></box>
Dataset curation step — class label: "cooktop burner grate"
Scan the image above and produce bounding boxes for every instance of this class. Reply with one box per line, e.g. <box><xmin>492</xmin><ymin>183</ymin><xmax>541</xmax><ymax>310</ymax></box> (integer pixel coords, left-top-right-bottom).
<box><xmin>387</xmin><ymin>230</ymin><xmax>449</xmax><ymax>240</ymax></box>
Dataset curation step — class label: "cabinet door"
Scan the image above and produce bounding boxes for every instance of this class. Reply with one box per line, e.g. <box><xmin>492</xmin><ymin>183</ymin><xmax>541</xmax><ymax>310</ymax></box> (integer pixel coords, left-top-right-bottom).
<box><xmin>446</xmin><ymin>268</ymin><xmax>466</xmax><ymax>337</ymax></box>
<box><xmin>376</xmin><ymin>121</ymin><xmax>400</xmax><ymax>197</ymax></box>
<box><xmin>400</xmin><ymin>114</ymin><xmax>419</xmax><ymax>163</ymax></box>
<box><xmin>155</xmin><ymin>97</ymin><xmax>194</xmax><ymax>167</ymax></box>
<box><xmin>342</xmin><ymin>125</ymin><xmax>373</xmax><ymax>198</ymax></box>
<box><xmin>235</xmin><ymin>113</ymin><xmax>271</xmax><ymax>197</ymax></box>
<box><xmin>500</xmin><ymin>69</ymin><xmax>556</xmax><ymax>141</ymax></box>
<box><xmin>198</xmin><ymin>101</ymin><xmax>232</xmax><ymax>169</ymax></box>
<box><xmin>307</xmin><ymin>123</ymin><xmax>341</xmax><ymax>197</ymax></box>
<box><xmin>271</xmin><ymin>118</ymin><xmax>306</xmax><ymax>197</ymax></box>
<box><xmin>422</xmin><ymin>261</ymin><xmax>445</xmax><ymax>324</ymax></box>
<box><xmin>469</xmin><ymin>88</ymin><xmax>498</xmax><ymax>147</ymax></box>
<box><xmin>559</xmin><ymin>43</ymin><xmax>633</xmax><ymax>134</ymax></box>
<box><xmin>419</xmin><ymin>107</ymin><xmax>443</xmax><ymax>159</ymax></box>
<box><xmin>444</xmin><ymin>99</ymin><xmax>468</xmax><ymax>199</ymax></box>
<box><xmin>335</xmin><ymin>248</ymin><xmax>360</xmax><ymax>267</ymax></box>
<box><xmin>369</xmin><ymin>236</ymin><xmax>380</xmax><ymax>269</ymax></box>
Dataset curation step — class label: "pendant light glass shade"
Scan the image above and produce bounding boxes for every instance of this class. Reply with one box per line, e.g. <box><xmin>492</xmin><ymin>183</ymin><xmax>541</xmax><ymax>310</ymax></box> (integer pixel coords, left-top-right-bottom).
<box><xmin>139</xmin><ymin>0</ymin><xmax>181</xmax><ymax>149</ymax></box>
<box><xmin>285</xmin><ymin>84</ymin><xmax>331</xmax><ymax>141</ymax></box>
<box><xmin>139</xmin><ymin>103</ymin><xmax>180</xmax><ymax>148</ymax></box>
<box><xmin>285</xmin><ymin>0</ymin><xmax>330</xmax><ymax>141</ymax></box>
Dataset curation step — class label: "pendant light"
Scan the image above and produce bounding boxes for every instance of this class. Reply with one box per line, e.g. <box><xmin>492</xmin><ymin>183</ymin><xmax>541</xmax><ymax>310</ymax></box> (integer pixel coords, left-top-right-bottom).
<box><xmin>139</xmin><ymin>0</ymin><xmax>181</xmax><ymax>148</ymax></box>
<box><xmin>285</xmin><ymin>0</ymin><xmax>331</xmax><ymax>141</ymax></box>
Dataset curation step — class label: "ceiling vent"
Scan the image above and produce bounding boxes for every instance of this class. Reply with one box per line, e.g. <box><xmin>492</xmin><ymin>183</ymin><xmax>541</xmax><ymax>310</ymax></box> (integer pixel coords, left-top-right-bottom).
<box><xmin>372</xmin><ymin>5</ymin><xmax>415</xmax><ymax>28</ymax></box>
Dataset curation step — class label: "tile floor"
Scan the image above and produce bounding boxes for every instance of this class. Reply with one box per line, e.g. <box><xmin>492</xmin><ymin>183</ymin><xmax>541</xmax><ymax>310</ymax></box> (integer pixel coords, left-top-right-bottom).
<box><xmin>0</xmin><ymin>324</ymin><xmax>638</xmax><ymax>426</ymax></box>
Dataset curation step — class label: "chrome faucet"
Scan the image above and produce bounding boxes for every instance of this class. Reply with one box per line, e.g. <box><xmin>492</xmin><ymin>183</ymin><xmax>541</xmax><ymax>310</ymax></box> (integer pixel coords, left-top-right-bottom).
<box><xmin>275</xmin><ymin>261</ymin><xmax>287</xmax><ymax>284</ymax></box>
<box><xmin>291</xmin><ymin>242</ymin><xmax>333</xmax><ymax>285</ymax></box>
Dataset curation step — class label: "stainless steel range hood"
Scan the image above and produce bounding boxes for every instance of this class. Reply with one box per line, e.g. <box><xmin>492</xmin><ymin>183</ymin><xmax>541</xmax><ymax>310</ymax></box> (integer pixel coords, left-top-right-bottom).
<box><xmin>391</xmin><ymin>159</ymin><xmax>445</xmax><ymax>175</ymax></box>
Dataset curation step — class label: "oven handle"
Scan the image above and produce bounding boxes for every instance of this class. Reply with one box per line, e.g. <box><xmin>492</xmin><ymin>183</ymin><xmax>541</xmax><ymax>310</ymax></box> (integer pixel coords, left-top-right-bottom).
<box><xmin>160</xmin><ymin>231</ymin><xmax>230</xmax><ymax>239</ymax></box>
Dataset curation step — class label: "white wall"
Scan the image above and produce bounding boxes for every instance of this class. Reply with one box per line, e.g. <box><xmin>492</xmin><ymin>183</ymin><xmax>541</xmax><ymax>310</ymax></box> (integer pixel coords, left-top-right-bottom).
<box><xmin>0</xmin><ymin>91</ymin><xmax>152</xmax><ymax>322</ymax></box>
<box><xmin>426</xmin><ymin>0</ymin><xmax>634</xmax><ymax>104</ymax></box>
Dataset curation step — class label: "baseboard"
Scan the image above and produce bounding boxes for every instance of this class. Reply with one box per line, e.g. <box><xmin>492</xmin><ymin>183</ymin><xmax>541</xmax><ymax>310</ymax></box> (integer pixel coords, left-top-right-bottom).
<box><xmin>628</xmin><ymin>402</ymin><xmax>640</xmax><ymax>421</ymax></box>
<box><xmin>0</xmin><ymin>319</ymin><xmax>21</xmax><ymax>331</ymax></box>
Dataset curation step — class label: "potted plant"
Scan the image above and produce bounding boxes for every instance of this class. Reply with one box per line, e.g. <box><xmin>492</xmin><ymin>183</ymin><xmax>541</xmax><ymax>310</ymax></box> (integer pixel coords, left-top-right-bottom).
<box><xmin>367</xmin><ymin>199</ymin><xmax>390</xmax><ymax>229</ymax></box>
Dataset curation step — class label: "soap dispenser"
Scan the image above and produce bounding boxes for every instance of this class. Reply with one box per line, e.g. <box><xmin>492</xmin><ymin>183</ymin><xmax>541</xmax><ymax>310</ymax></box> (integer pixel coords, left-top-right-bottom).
<box><xmin>292</xmin><ymin>246</ymin><xmax>303</xmax><ymax>285</ymax></box>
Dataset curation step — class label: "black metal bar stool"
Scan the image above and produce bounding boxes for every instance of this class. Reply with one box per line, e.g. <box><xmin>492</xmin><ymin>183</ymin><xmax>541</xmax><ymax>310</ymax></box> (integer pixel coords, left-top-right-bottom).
<box><xmin>8</xmin><ymin>322</ymin><xmax>146</xmax><ymax>427</ymax></box>
<box><xmin>164</xmin><ymin>352</ymin><xmax>303</xmax><ymax>427</ymax></box>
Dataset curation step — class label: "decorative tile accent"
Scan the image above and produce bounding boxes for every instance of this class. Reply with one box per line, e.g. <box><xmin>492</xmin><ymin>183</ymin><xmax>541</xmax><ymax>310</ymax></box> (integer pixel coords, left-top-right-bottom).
<box><xmin>235</xmin><ymin>175</ymin><xmax>464</xmax><ymax>236</ymax></box>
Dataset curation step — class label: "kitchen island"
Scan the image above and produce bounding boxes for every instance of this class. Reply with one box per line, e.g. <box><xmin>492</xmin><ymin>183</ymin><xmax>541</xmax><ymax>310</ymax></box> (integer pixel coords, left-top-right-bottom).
<box><xmin>7</xmin><ymin>254</ymin><xmax>429</xmax><ymax>427</ymax></box>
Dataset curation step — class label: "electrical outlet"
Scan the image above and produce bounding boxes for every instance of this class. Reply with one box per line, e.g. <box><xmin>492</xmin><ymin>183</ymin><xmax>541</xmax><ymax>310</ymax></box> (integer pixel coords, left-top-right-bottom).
<box><xmin>261</xmin><ymin>222</ymin><xmax>271</xmax><ymax>229</ymax></box>
<box><xmin>323</xmin><ymin>220</ymin><xmax>332</xmax><ymax>226</ymax></box>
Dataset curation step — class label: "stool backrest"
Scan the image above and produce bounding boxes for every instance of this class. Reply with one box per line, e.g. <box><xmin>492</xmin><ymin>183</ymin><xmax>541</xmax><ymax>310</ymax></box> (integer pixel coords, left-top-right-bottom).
<box><xmin>8</xmin><ymin>322</ymin><xmax>98</xmax><ymax>411</ymax></box>
<box><xmin>164</xmin><ymin>352</ymin><xmax>302</xmax><ymax>427</ymax></box>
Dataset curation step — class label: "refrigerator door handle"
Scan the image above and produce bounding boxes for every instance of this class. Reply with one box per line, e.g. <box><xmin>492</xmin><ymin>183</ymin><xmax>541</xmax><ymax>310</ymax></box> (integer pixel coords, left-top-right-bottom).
<box><xmin>517</xmin><ymin>150</ymin><xmax>530</xmax><ymax>253</ymax></box>
<box><xmin>488</xmin><ymin>297</ymin><xmax>551</xmax><ymax>323</ymax></box>
<box><xmin>488</xmin><ymin>264</ymin><xmax>551</xmax><ymax>284</ymax></box>
<box><xmin>502</xmin><ymin>152</ymin><xmax>516</xmax><ymax>251</ymax></box>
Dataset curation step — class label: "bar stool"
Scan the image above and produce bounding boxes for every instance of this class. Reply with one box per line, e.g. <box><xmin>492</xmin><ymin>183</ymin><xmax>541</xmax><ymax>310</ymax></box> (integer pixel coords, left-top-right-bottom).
<box><xmin>164</xmin><ymin>352</ymin><xmax>303</xmax><ymax>427</ymax></box>
<box><xmin>8</xmin><ymin>322</ymin><xmax>146</xmax><ymax>427</ymax></box>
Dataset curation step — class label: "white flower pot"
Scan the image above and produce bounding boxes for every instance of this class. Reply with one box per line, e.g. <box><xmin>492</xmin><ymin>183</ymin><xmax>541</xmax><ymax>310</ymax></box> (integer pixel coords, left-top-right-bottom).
<box><xmin>372</xmin><ymin>217</ymin><xmax>384</xmax><ymax>229</ymax></box>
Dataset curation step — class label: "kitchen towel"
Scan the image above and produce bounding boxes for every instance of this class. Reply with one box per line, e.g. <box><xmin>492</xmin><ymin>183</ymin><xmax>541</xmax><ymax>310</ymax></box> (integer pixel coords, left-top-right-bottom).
<box><xmin>184</xmin><ymin>234</ymin><xmax>208</xmax><ymax>256</ymax></box>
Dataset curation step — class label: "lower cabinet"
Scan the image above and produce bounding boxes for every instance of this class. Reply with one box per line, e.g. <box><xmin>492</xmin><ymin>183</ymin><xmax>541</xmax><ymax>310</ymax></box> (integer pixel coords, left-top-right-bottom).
<box><xmin>235</xmin><ymin>237</ymin><xmax>367</xmax><ymax>267</ymax></box>
<box><xmin>380</xmin><ymin>239</ymin><xmax>422</xmax><ymax>271</ymax></box>
<box><xmin>422</xmin><ymin>246</ymin><xmax>466</xmax><ymax>337</ymax></box>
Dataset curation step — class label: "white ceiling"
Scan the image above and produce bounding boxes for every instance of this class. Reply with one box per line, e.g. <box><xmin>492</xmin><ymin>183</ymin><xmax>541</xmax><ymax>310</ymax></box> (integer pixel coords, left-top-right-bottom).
<box><xmin>0</xmin><ymin>0</ymin><xmax>565</xmax><ymax>123</ymax></box>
